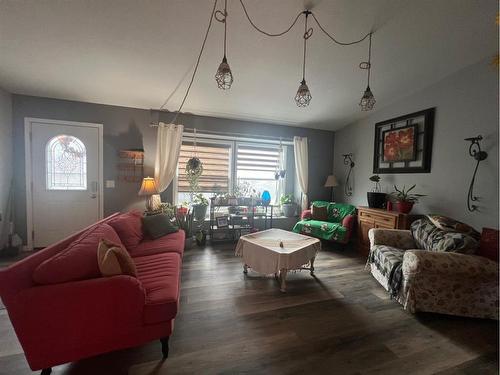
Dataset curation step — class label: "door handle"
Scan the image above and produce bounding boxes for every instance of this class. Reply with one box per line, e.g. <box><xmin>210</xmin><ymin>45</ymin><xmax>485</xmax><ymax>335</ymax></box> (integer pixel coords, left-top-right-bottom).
<box><xmin>91</xmin><ymin>181</ymin><xmax>98</xmax><ymax>198</ymax></box>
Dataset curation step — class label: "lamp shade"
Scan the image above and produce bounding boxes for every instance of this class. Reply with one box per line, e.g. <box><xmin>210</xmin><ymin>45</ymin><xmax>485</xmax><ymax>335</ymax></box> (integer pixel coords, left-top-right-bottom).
<box><xmin>138</xmin><ymin>177</ymin><xmax>159</xmax><ymax>196</ymax></box>
<box><xmin>324</xmin><ymin>175</ymin><xmax>339</xmax><ymax>187</ymax></box>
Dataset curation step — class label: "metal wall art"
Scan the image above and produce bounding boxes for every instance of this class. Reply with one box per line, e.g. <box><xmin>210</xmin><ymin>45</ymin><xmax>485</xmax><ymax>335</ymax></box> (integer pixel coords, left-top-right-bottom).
<box><xmin>343</xmin><ymin>153</ymin><xmax>355</xmax><ymax>196</ymax></box>
<box><xmin>465</xmin><ymin>135</ymin><xmax>488</xmax><ymax>212</ymax></box>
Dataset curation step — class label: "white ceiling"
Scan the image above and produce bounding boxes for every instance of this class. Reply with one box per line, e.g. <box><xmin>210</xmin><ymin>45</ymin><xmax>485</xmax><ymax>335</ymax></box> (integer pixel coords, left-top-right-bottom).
<box><xmin>0</xmin><ymin>0</ymin><xmax>497</xmax><ymax>130</ymax></box>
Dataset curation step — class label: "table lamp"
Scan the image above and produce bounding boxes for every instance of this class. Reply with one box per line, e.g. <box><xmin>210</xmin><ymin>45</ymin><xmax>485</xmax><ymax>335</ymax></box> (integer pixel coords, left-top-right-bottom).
<box><xmin>324</xmin><ymin>175</ymin><xmax>339</xmax><ymax>201</ymax></box>
<box><xmin>138</xmin><ymin>177</ymin><xmax>159</xmax><ymax>211</ymax></box>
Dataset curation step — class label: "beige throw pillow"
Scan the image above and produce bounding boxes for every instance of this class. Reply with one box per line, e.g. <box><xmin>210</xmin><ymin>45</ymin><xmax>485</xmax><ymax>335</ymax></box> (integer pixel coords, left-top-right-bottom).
<box><xmin>97</xmin><ymin>239</ymin><xmax>137</xmax><ymax>277</ymax></box>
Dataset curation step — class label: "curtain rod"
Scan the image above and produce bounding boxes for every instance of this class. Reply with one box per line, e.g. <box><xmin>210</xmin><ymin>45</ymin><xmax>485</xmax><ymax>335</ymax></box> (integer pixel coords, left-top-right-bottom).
<box><xmin>149</xmin><ymin>123</ymin><xmax>294</xmax><ymax>143</ymax></box>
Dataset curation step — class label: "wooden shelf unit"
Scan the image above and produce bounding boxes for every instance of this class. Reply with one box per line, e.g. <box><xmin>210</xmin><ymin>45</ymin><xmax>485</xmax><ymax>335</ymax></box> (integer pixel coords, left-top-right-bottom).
<box><xmin>357</xmin><ymin>206</ymin><xmax>418</xmax><ymax>257</ymax></box>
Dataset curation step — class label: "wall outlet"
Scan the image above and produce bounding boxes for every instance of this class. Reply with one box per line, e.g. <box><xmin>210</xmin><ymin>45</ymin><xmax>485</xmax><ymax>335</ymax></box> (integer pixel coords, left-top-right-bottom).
<box><xmin>105</xmin><ymin>180</ymin><xmax>115</xmax><ymax>188</ymax></box>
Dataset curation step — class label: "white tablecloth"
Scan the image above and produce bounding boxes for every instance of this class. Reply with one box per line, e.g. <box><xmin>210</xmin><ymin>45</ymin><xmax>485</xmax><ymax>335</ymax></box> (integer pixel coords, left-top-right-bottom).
<box><xmin>235</xmin><ymin>229</ymin><xmax>321</xmax><ymax>275</ymax></box>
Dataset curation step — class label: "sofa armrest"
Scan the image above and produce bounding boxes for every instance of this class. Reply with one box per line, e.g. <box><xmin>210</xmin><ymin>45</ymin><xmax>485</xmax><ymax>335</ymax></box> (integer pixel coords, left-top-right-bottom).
<box><xmin>9</xmin><ymin>275</ymin><xmax>146</xmax><ymax>362</ymax></box>
<box><xmin>301</xmin><ymin>209</ymin><xmax>312</xmax><ymax>220</ymax></box>
<box><xmin>369</xmin><ymin>229</ymin><xmax>416</xmax><ymax>249</ymax></box>
<box><xmin>403</xmin><ymin>250</ymin><xmax>499</xmax><ymax>280</ymax></box>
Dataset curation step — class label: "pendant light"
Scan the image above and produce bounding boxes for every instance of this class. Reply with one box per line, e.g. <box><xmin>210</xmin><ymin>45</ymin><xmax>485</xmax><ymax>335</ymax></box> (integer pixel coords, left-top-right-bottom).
<box><xmin>359</xmin><ymin>33</ymin><xmax>376</xmax><ymax>111</ymax></box>
<box><xmin>295</xmin><ymin>11</ymin><xmax>312</xmax><ymax>107</ymax></box>
<box><xmin>215</xmin><ymin>0</ymin><xmax>234</xmax><ymax>90</ymax></box>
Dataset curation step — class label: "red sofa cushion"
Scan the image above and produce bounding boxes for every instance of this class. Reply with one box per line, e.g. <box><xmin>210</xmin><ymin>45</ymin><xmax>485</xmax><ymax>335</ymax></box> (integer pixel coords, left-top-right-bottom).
<box><xmin>134</xmin><ymin>252</ymin><xmax>181</xmax><ymax>325</ymax></box>
<box><xmin>478</xmin><ymin>228</ymin><xmax>499</xmax><ymax>262</ymax></box>
<box><xmin>130</xmin><ymin>230</ymin><xmax>185</xmax><ymax>258</ymax></box>
<box><xmin>108</xmin><ymin>210</ymin><xmax>144</xmax><ymax>251</ymax></box>
<box><xmin>33</xmin><ymin>223</ymin><xmax>123</xmax><ymax>285</ymax></box>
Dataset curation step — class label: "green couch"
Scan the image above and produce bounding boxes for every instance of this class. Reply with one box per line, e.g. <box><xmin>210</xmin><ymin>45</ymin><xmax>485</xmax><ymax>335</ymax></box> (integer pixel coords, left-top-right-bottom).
<box><xmin>293</xmin><ymin>201</ymin><xmax>356</xmax><ymax>244</ymax></box>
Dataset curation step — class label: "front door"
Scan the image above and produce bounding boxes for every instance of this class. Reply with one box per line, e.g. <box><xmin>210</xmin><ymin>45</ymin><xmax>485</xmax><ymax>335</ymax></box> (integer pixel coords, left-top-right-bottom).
<box><xmin>27</xmin><ymin>119</ymin><xmax>102</xmax><ymax>248</ymax></box>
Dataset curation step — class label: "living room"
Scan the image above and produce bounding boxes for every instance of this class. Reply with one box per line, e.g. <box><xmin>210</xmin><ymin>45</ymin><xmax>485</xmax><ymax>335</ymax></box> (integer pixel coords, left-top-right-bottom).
<box><xmin>0</xmin><ymin>1</ymin><xmax>498</xmax><ymax>374</ymax></box>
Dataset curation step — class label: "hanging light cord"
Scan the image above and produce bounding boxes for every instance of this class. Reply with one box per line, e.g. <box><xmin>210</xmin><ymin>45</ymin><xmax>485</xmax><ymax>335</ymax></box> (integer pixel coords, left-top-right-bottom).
<box><xmin>239</xmin><ymin>0</ymin><xmax>302</xmax><ymax>37</ymax></box>
<box><xmin>310</xmin><ymin>12</ymin><xmax>371</xmax><ymax>46</ymax></box>
<box><xmin>159</xmin><ymin>0</ymin><xmax>218</xmax><ymax>124</ymax></box>
<box><xmin>301</xmin><ymin>11</ymin><xmax>312</xmax><ymax>82</ymax></box>
<box><xmin>361</xmin><ymin>32</ymin><xmax>373</xmax><ymax>86</ymax></box>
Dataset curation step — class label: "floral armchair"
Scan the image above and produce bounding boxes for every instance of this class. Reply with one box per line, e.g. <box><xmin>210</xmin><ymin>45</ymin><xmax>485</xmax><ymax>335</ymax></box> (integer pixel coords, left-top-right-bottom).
<box><xmin>367</xmin><ymin>218</ymin><xmax>498</xmax><ymax>320</ymax></box>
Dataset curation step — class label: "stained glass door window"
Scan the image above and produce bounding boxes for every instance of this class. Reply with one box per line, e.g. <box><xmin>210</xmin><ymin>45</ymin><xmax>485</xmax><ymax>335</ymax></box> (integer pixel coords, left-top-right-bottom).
<box><xmin>46</xmin><ymin>135</ymin><xmax>87</xmax><ymax>190</ymax></box>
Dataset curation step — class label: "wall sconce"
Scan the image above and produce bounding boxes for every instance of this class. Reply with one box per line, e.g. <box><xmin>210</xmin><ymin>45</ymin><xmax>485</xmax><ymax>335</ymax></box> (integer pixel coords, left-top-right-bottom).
<box><xmin>465</xmin><ymin>135</ymin><xmax>488</xmax><ymax>212</ymax></box>
<box><xmin>342</xmin><ymin>153</ymin><xmax>355</xmax><ymax>196</ymax></box>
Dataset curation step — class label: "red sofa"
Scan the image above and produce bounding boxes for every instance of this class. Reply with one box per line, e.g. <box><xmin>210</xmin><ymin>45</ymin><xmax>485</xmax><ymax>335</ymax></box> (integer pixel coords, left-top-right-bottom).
<box><xmin>0</xmin><ymin>212</ymin><xmax>184</xmax><ymax>374</ymax></box>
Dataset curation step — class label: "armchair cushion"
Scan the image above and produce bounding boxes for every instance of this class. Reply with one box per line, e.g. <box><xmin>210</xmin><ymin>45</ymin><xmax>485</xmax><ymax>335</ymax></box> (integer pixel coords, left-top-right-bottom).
<box><xmin>293</xmin><ymin>220</ymin><xmax>346</xmax><ymax>241</ymax></box>
<box><xmin>311</xmin><ymin>205</ymin><xmax>328</xmax><ymax>221</ymax></box>
<box><xmin>109</xmin><ymin>210</ymin><xmax>144</xmax><ymax>251</ymax></box>
<box><xmin>369</xmin><ymin>229</ymin><xmax>416</xmax><ymax>249</ymax></box>
<box><xmin>478</xmin><ymin>228</ymin><xmax>499</xmax><ymax>263</ymax></box>
<box><xmin>403</xmin><ymin>250</ymin><xmax>498</xmax><ymax>280</ymax></box>
<box><xmin>33</xmin><ymin>223</ymin><xmax>122</xmax><ymax>285</ymax></box>
<box><xmin>411</xmin><ymin>218</ymin><xmax>479</xmax><ymax>254</ymax></box>
<box><xmin>301</xmin><ymin>209</ymin><xmax>312</xmax><ymax>220</ymax></box>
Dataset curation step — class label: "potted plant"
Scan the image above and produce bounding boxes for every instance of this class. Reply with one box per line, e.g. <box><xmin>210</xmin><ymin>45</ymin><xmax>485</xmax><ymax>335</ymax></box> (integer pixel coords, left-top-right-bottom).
<box><xmin>367</xmin><ymin>175</ymin><xmax>387</xmax><ymax>209</ymax></box>
<box><xmin>280</xmin><ymin>194</ymin><xmax>296</xmax><ymax>217</ymax></box>
<box><xmin>175</xmin><ymin>209</ymin><xmax>194</xmax><ymax>249</ymax></box>
<box><xmin>390</xmin><ymin>184</ymin><xmax>425</xmax><ymax>214</ymax></box>
<box><xmin>192</xmin><ymin>193</ymin><xmax>209</xmax><ymax>221</ymax></box>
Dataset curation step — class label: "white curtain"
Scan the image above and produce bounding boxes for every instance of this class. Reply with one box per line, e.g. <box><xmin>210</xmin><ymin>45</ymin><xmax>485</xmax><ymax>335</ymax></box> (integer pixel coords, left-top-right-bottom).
<box><xmin>154</xmin><ymin>123</ymin><xmax>184</xmax><ymax>193</ymax></box>
<box><xmin>294</xmin><ymin>136</ymin><xmax>309</xmax><ymax>211</ymax></box>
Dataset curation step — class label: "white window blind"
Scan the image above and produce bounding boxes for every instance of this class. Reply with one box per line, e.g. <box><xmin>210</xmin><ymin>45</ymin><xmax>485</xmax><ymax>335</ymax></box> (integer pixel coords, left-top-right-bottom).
<box><xmin>236</xmin><ymin>144</ymin><xmax>280</xmax><ymax>179</ymax></box>
<box><xmin>178</xmin><ymin>142</ymin><xmax>231</xmax><ymax>193</ymax></box>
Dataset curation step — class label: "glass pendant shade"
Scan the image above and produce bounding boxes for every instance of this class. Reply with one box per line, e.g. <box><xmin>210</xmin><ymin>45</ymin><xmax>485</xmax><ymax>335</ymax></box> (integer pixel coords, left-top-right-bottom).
<box><xmin>295</xmin><ymin>80</ymin><xmax>312</xmax><ymax>107</ymax></box>
<box><xmin>215</xmin><ymin>56</ymin><xmax>233</xmax><ymax>90</ymax></box>
<box><xmin>359</xmin><ymin>85</ymin><xmax>376</xmax><ymax>111</ymax></box>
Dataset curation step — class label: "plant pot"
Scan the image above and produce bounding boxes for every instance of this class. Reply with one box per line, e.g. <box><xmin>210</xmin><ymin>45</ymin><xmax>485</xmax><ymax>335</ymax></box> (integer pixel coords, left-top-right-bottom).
<box><xmin>367</xmin><ymin>192</ymin><xmax>387</xmax><ymax>209</ymax></box>
<box><xmin>195</xmin><ymin>230</ymin><xmax>207</xmax><ymax>246</ymax></box>
<box><xmin>396</xmin><ymin>201</ymin><xmax>414</xmax><ymax>214</ymax></box>
<box><xmin>192</xmin><ymin>204</ymin><xmax>208</xmax><ymax>221</ymax></box>
<box><xmin>184</xmin><ymin>236</ymin><xmax>194</xmax><ymax>250</ymax></box>
<box><xmin>281</xmin><ymin>203</ymin><xmax>296</xmax><ymax>217</ymax></box>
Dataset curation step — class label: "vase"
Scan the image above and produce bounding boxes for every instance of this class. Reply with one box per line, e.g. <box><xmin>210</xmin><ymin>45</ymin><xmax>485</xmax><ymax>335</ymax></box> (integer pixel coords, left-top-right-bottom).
<box><xmin>192</xmin><ymin>204</ymin><xmax>208</xmax><ymax>221</ymax></box>
<box><xmin>367</xmin><ymin>192</ymin><xmax>387</xmax><ymax>209</ymax></box>
<box><xmin>396</xmin><ymin>201</ymin><xmax>414</xmax><ymax>214</ymax></box>
<box><xmin>281</xmin><ymin>204</ymin><xmax>296</xmax><ymax>217</ymax></box>
<box><xmin>261</xmin><ymin>190</ymin><xmax>271</xmax><ymax>206</ymax></box>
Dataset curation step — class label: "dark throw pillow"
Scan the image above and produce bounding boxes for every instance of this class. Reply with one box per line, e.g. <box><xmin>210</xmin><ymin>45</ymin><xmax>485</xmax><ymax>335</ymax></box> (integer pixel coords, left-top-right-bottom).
<box><xmin>311</xmin><ymin>205</ymin><xmax>328</xmax><ymax>221</ymax></box>
<box><xmin>142</xmin><ymin>213</ymin><xmax>178</xmax><ymax>239</ymax></box>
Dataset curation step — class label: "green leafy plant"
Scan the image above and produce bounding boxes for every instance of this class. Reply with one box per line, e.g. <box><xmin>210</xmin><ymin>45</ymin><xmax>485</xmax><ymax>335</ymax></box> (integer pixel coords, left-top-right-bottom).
<box><xmin>391</xmin><ymin>184</ymin><xmax>426</xmax><ymax>203</ymax></box>
<box><xmin>185</xmin><ymin>157</ymin><xmax>203</xmax><ymax>193</ymax></box>
<box><xmin>369</xmin><ymin>175</ymin><xmax>381</xmax><ymax>192</ymax></box>
<box><xmin>175</xmin><ymin>209</ymin><xmax>194</xmax><ymax>238</ymax></box>
<box><xmin>192</xmin><ymin>193</ymin><xmax>209</xmax><ymax>206</ymax></box>
<box><xmin>280</xmin><ymin>194</ymin><xmax>294</xmax><ymax>205</ymax></box>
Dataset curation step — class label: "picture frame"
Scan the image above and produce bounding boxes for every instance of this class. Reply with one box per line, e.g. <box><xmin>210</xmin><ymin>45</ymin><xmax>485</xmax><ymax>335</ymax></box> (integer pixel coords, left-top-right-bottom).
<box><xmin>373</xmin><ymin>108</ymin><xmax>435</xmax><ymax>173</ymax></box>
<box><xmin>216</xmin><ymin>216</ymin><xmax>229</xmax><ymax>228</ymax></box>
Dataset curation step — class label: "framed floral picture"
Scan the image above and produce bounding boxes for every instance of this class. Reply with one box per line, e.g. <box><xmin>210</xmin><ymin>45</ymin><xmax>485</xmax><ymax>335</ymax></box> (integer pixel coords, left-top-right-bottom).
<box><xmin>382</xmin><ymin>125</ymin><xmax>417</xmax><ymax>162</ymax></box>
<box><xmin>373</xmin><ymin>108</ymin><xmax>435</xmax><ymax>173</ymax></box>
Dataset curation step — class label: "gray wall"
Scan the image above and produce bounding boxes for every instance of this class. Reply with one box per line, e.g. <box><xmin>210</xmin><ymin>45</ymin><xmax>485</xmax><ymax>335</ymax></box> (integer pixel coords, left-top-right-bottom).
<box><xmin>333</xmin><ymin>59</ymin><xmax>499</xmax><ymax>230</ymax></box>
<box><xmin>0</xmin><ymin>88</ymin><xmax>13</xmax><ymax>248</ymax></box>
<box><xmin>12</xmin><ymin>95</ymin><xmax>335</xmax><ymax>243</ymax></box>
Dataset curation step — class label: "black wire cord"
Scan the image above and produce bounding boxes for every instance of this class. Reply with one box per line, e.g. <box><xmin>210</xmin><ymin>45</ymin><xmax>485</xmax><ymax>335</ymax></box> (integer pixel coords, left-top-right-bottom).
<box><xmin>159</xmin><ymin>0</ymin><xmax>218</xmax><ymax>124</ymax></box>
<box><xmin>156</xmin><ymin>0</ymin><xmax>373</xmax><ymax>122</ymax></box>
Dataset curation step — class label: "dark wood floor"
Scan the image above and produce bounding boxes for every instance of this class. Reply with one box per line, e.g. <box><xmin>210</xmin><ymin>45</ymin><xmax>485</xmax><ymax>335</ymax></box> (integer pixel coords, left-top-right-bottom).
<box><xmin>0</xmin><ymin>243</ymin><xmax>498</xmax><ymax>375</ymax></box>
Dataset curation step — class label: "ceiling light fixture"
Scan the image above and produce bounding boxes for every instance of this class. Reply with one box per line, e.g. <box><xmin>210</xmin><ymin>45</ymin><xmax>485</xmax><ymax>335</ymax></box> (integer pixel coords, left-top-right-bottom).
<box><xmin>359</xmin><ymin>33</ymin><xmax>376</xmax><ymax>111</ymax></box>
<box><xmin>215</xmin><ymin>0</ymin><xmax>233</xmax><ymax>90</ymax></box>
<box><xmin>295</xmin><ymin>10</ymin><xmax>313</xmax><ymax>107</ymax></box>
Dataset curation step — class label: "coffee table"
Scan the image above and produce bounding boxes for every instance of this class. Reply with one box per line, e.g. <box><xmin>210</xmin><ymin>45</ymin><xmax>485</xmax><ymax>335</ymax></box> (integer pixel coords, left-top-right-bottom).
<box><xmin>235</xmin><ymin>228</ymin><xmax>321</xmax><ymax>292</ymax></box>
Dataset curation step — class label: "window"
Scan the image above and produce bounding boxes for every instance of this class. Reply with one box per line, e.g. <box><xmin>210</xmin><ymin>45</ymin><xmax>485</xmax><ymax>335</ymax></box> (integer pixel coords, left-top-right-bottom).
<box><xmin>177</xmin><ymin>141</ymin><xmax>232</xmax><ymax>204</ymax></box>
<box><xmin>236</xmin><ymin>143</ymin><xmax>284</xmax><ymax>204</ymax></box>
<box><xmin>175</xmin><ymin>133</ymin><xmax>290</xmax><ymax>206</ymax></box>
<box><xmin>46</xmin><ymin>135</ymin><xmax>87</xmax><ymax>190</ymax></box>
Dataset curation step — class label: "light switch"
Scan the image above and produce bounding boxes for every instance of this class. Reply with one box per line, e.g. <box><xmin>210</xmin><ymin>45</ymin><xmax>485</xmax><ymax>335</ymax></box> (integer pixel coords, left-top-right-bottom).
<box><xmin>105</xmin><ymin>180</ymin><xmax>115</xmax><ymax>188</ymax></box>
